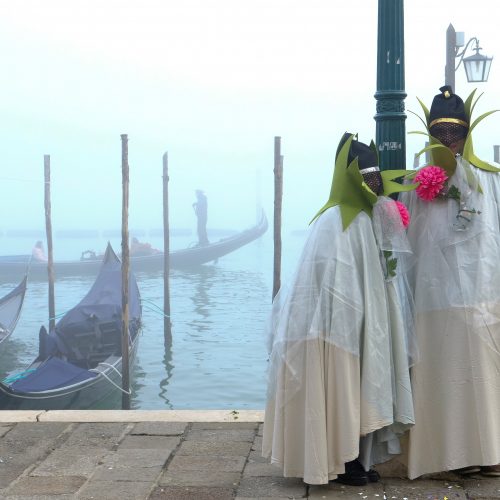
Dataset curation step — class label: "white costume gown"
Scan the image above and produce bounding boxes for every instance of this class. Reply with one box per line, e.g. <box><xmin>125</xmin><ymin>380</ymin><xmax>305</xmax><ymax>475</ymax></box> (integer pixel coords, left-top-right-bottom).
<box><xmin>403</xmin><ymin>157</ymin><xmax>500</xmax><ymax>479</ymax></box>
<box><xmin>263</xmin><ymin>198</ymin><xmax>415</xmax><ymax>485</ymax></box>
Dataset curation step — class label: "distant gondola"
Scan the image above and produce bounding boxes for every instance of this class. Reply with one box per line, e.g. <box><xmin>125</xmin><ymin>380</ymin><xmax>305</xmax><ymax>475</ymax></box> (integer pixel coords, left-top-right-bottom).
<box><xmin>0</xmin><ymin>244</ymin><xmax>141</xmax><ymax>410</ymax></box>
<box><xmin>0</xmin><ymin>276</ymin><xmax>27</xmax><ymax>347</ymax></box>
<box><xmin>0</xmin><ymin>212</ymin><xmax>268</xmax><ymax>282</ymax></box>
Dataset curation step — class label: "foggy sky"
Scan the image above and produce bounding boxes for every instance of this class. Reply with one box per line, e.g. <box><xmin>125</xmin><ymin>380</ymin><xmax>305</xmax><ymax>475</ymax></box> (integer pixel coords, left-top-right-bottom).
<box><xmin>1</xmin><ymin>0</ymin><xmax>500</xmax><ymax>238</ymax></box>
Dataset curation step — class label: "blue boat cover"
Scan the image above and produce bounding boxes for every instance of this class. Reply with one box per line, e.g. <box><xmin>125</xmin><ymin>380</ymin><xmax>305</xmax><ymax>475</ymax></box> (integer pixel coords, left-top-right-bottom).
<box><xmin>55</xmin><ymin>244</ymin><xmax>141</xmax><ymax>341</ymax></box>
<box><xmin>9</xmin><ymin>356</ymin><xmax>97</xmax><ymax>392</ymax></box>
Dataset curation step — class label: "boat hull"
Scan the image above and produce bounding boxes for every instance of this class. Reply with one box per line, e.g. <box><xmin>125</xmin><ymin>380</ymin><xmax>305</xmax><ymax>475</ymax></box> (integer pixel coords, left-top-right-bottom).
<box><xmin>0</xmin><ymin>215</ymin><xmax>268</xmax><ymax>282</ymax></box>
<box><xmin>0</xmin><ymin>336</ymin><xmax>140</xmax><ymax>410</ymax></box>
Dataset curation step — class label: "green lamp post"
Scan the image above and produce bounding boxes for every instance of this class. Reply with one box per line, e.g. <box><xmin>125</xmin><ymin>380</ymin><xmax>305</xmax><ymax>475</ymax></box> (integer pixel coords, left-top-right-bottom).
<box><xmin>374</xmin><ymin>0</ymin><xmax>406</xmax><ymax>171</ymax></box>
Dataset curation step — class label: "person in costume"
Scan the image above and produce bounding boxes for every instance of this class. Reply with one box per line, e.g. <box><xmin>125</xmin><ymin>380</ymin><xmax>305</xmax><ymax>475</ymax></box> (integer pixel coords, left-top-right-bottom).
<box><xmin>403</xmin><ymin>86</ymin><xmax>500</xmax><ymax>478</ymax></box>
<box><xmin>262</xmin><ymin>133</ymin><xmax>417</xmax><ymax>486</ymax></box>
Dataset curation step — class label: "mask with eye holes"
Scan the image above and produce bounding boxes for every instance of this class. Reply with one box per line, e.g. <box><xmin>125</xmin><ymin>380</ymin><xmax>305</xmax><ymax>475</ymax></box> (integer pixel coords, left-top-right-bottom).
<box><xmin>359</xmin><ymin>166</ymin><xmax>383</xmax><ymax>196</ymax></box>
<box><xmin>335</xmin><ymin>133</ymin><xmax>382</xmax><ymax>195</ymax></box>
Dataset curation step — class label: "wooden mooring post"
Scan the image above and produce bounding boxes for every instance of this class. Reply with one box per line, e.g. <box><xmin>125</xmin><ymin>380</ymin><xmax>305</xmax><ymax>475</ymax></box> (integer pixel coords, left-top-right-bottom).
<box><xmin>163</xmin><ymin>152</ymin><xmax>172</xmax><ymax>345</ymax></box>
<box><xmin>120</xmin><ymin>134</ymin><xmax>131</xmax><ymax>410</ymax></box>
<box><xmin>44</xmin><ymin>155</ymin><xmax>56</xmax><ymax>332</ymax></box>
<box><xmin>272</xmin><ymin>136</ymin><xmax>283</xmax><ymax>301</ymax></box>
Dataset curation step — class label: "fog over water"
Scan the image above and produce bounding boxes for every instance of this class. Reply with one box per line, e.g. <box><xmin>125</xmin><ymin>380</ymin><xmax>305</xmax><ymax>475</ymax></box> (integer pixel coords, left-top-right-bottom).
<box><xmin>1</xmin><ymin>1</ymin><xmax>500</xmax><ymax>243</ymax></box>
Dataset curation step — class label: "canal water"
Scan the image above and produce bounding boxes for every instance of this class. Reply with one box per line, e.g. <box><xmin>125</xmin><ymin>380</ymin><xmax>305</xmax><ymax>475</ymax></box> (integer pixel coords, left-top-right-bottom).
<box><xmin>0</xmin><ymin>230</ymin><xmax>306</xmax><ymax>409</ymax></box>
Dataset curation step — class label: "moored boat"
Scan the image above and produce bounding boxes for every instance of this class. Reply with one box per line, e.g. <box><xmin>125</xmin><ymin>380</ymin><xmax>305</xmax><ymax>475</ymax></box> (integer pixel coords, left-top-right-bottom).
<box><xmin>0</xmin><ymin>244</ymin><xmax>141</xmax><ymax>410</ymax></box>
<box><xmin>0</xmin><ymin>276</ymin><xmax>28</xmax><ymax>347</ymax></box>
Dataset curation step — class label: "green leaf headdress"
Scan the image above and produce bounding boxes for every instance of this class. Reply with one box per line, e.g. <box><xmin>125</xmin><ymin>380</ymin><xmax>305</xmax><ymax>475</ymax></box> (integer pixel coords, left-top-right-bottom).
<box><xmin>410</xmin><ymin>86</ymin><xmax>500</xmax><ymax>176</ymax></box>
<box><xmin>310</xmin><ymin>133</ymin><xmax>416</xmax><ymax>231</ymax></box>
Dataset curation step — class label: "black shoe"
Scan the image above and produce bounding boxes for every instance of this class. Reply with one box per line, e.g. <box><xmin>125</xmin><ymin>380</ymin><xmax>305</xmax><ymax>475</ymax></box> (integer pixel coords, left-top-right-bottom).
<box><xmin>367</xmin><ymin>468</ymin><xmax>380</xmax><ymax>482</ymax></box>
<box><xmin>332</xmin><ymin>459</ymin><xmax>369</xmax><ymax>486</ymax></box>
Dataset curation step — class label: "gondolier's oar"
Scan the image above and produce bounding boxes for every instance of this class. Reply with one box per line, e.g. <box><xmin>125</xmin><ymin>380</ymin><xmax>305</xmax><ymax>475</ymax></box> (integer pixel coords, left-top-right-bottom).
<box><xmin>121</xmin><ymin>134</ymin><xmax>131</xmax><ymax>410</ymax></box>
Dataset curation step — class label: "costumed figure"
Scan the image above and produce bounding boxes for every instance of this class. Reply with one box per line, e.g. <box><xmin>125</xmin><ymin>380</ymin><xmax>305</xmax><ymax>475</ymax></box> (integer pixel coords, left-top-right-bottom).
<box><xmin>263</xmin><ymin>133</ymin><xmax>418</xmax><ymax>485</ymax></box>
<box><xmin>403</xmin><ymin>86</ymin><xmax>500</xmax><ymax>478</ymax></box>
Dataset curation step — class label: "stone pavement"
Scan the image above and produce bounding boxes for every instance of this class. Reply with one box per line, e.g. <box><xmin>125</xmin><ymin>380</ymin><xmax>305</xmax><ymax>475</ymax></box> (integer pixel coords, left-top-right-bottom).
<box><xmin>0</xmin><ymin>410</ymin><xmax>498</xmax><ymax>499</ymax></box>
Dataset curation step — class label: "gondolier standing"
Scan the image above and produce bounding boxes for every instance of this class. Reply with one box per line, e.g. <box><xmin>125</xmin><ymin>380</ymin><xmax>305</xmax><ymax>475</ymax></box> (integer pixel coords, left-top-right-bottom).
<box><xmin>193</xmin><ymin>189</ymin><xmax>209</xmax><ymax>246</ymax></box>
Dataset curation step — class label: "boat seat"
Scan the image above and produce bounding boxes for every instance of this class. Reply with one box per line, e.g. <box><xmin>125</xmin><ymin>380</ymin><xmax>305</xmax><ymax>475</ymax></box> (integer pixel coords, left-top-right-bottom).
<box><xmin>56</xmin><ymin>320</ymin><xmax>122</xmax><ymax>368</ymax></box>
<box><xmin>86</xmin><ymin>320</ymin><xmax>122</xmax><ymax>366</ymax></box>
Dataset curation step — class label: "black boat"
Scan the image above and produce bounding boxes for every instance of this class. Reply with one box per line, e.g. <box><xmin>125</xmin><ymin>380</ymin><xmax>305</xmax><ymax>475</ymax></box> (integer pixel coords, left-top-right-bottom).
<box><xmin>0</xmin><ymin>276</ymin><xmax>27</xmax><ymax>347</ymax></box>
<box><xmin>0</xmin><ymin>245</ymin><xmax>141</xmax><ymax>410</ymax></box>
<box><xmin>0</xmin><ymin>212</ymin><xmax>268</xmax><ymax>282</ymax></box>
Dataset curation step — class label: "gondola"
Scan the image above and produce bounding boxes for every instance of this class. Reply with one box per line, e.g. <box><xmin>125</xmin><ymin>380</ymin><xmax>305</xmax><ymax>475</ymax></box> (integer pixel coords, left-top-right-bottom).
<box><xmin>0</xmin><ymin>244</ymin><xmax>141</xmax><ymax>410</ymax></box>
<box><xmin>0</xmin><ymin>276</ymin><xmax>28</xmax><ymax>347</ymax></box>
<box><xmin>0</xmin><ymin>212</ymin><xmax>268</xmax><ymax>282</ymax></box>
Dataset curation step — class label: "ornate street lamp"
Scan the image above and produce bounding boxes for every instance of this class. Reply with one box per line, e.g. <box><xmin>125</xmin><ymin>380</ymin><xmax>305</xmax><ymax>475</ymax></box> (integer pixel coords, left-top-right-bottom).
<box><xmin>462</xmin><ymin>41</ymin><xmax>493</xmax><ymax>83</ymax></box>
<box><xmin>445</xmin><ymin>23</ymin><xmax>493</xmax><ymax>91</ymax></box>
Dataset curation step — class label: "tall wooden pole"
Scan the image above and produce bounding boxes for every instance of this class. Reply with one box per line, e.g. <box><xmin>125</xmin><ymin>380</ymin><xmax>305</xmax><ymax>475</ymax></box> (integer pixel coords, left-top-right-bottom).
<box><xmin>120</xmin><ymin>134</ymin><xmax>131</xmax><ymax>410</ymax></box>
<box><xmin>162</xmin><ymin>152</ymin><xmax>172</xmax><ymax>345</ymax></box>
<box><xmin>272</xmin><ymin>137</ymin><xmax>283</xmax><ymax>301</ymax></box>
<box><xmin>44</xmin><ymin>155</ymin><xmax>56</xmax><ymax>333</ymax></box>
<box><xmin>375</xmin><ymin>0</ymin><xmax>406</xmax><ymax>171</ymax></box>
<box><xmin>445</xmin><ymin>24</ymin><xmax>457</xmax><ymax>92</ymax></box>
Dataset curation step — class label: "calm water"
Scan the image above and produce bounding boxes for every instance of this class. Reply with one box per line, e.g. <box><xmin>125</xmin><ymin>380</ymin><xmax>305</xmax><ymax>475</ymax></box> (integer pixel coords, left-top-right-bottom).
<box><xmin>0</xmin><ymin>230</ymin><xmax>305</xmax><ymax>409</ymax></box>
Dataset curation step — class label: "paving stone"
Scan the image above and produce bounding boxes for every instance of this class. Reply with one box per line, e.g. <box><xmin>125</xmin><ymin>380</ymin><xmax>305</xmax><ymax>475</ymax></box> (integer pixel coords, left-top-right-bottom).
<box><xmin>186</xmin><ymin>429</ymin><xmax>255</xmax><ymax>442</ymax></box>
<box><xmin>2</xmin><ymin>495</ymin><xmax>75</xmax><ymax>499</ymax></box>
<box><xmin>0</xmin><ymin>466</ymin><xmax>32</xmax><ymax>489</ymax></box>
<box><xmin>235</xmin><ymin>497</ymin><xmax>292</xmax><ymax>500</ymax></box>
<box><xmin>176</xmin><ymin>440</ymin><xmax>252</xmax><ymax>456</ymax></box>
<box><xmin>243</xmin><ymin>462</ymin><xmax>283</xmax><ymax>477</ymax></box>
<box><xmin>257</xmin><ymin>423</ymin><xmax>263</xmax><ymax>436</ymax></box>
<box><xmin>30</xmin><ymin>446</ymin><xmax>109</xmax><ymax>478</ymax></box>
<box><xmin>235</xmin><ymin>497</ymin><xmax>293</xmax><ymax>500</ymax></box>
<box><xmin>237</xmin><ymin>476</ymin><xmax>306</xmax><ymax>498</ymax></box>
<box><xmin>190</xmin><ymin>422</ymin><xmax>258</xmax><ymax>430</ymax></box>
<box><xmin>101</xmin><ymin>448</ymin><xmax>173</xmax><ymax>468</ymax></box>
<box><xmin>247</xmin><ymin>451</ymin><xmax>270</xmax><ymax>464</ymax></box>
<box><xmin>309</xmin><ymin>481</ymin><xmax>384</xmax><ymax>499</ymax></box>
<box><xmin>252</xmin><ymin>436</ymin><xmax>263</xmax><ymax>452</ymax></box>
<box><xmin>382</xmin><ymin>478</ymin><xmax>468</xmax><ymax>499</ymax></box>
<box><xmin>77</xmin><ymin>479</ymin><xmax>153</xmax><ymax>499</ymax></box>
<box><xmin>131</xmin><ymin>422</ymin><xmax>187</xmax><ymax>436</ymax></box>
<box><xmin>168</xmin><ymin>455</ymin><xmax>246</xmax><ymax>473</ymax></box>
<box><xmin>159</xmin><ymin>469</ymin><xmax>241</xmax><ymax>488</ymax></box>
<box><xmin>463</xmin><ymin>477</ymin><xmax>500</xmax><ymax>499</ymax></box>
<box><xmin>5</xmin><ymin>475</ymin><xmax>86</xmax><ymax>495</ymax></box>
<box><xmin>118</xmin><ymin>435</ymin><xmax>180</xmax><ymax>450</ymax></box>
<box><xmin>5</xmin><ymin>423</ymin><xmax>70</xmax><ymax>444</ymax></box>
<box><xmin>149</xmin><ymin>486</ymin><xmax>234</xmax><ymax>499</ymax></box>
<box><xmin>0</xmin><ymin>423</ymin><xmax>71</xmax><ymax>467</ymax></box>
<box><xmin>8</xmin><ymin>422</ymin><xmax>70</xmax><ymax>441</ymax></box>
<box><xmin>61</xmin><ymin>423</ymin><xmax>129</xmax><ymax>449</ymax></box>
<box><xmin>0</xmin><ymin>425</ymin><xmax>13</xmax><ymax>438</ymax></box>
<box><xmin>91</xmin><ymin>464</ymin><xmax>163</xmax><ymax>482</ymax></box>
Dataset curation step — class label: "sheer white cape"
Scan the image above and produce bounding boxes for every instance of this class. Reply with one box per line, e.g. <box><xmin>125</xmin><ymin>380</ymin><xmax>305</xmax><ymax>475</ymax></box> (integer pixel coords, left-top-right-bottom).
<box><xmin>401</xmin><ymin>157</ymin><xmax>500</xmax><ymax>478</ymax></box>
<box><xmin>263</xmin><ymin>198</ymin><xmax>415</xmax><ymax>484</ymax></box>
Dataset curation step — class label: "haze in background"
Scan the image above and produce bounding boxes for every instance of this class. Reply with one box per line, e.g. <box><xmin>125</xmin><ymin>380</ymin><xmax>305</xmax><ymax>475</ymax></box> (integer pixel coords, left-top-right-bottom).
<box><xmin>1</xmin><ymin>0</ymin><xmax>499</xmax><ymax>243</ymax></box>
